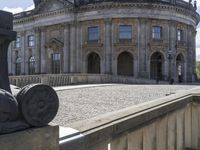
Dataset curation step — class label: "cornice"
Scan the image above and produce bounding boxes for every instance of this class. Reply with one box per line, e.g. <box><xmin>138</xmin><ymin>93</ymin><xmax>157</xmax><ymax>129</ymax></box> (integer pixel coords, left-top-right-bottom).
<box><xmin>13</xmin><ymin>2</ymin><xmax>200</xmax><ymax>26</ymax></box>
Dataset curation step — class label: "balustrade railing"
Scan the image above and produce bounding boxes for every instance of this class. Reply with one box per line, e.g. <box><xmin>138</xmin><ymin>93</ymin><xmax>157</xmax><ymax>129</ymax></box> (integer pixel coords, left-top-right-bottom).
<box><xmin>60</xmin><ymin>88</ymin><xmax>200</xmax><ymax>150</ymax></box>
<box><xmin>9</xmin><ymin>74</ymin><xmax>167</xmax><ymax>87</ymax></box>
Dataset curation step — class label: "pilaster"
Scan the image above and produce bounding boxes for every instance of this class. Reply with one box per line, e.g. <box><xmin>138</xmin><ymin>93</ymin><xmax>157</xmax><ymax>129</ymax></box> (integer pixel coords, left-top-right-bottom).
<box><xmin>104</xmin><ymin>18</ymin><xmax>112</xmax><ymax>74</ymax></box>
<box><xmin>169</xmin><ymin>20</ymin><xmax>177</xmax><ymax>81</ymax></box>
<box><xmin>138</xmin><ymin>18</ymin><xmax>148</xmax><ymax>78</ymax></box>
<box><xmin>41</xmin><ymin>27</ymin><xmax>46</xmax><ymax>74</ymax></box>
<box><xmin>69</xmin><ymin>21</ymin><xmax>77</xmax><ymax>73</ymax></box>
<box><xmin>20</xmin><ymin>31</ymin><xmax>26</xmax><ymax>75</ymax></box>
<box><xmin>63</xmin><ymin>23</ymin><xmax>70</xmax><ymax>73</ymax></box>
<box><xmin>34</xmin><ymin>27</ymin><xmax>41</xmax><ymax>74</ymax></box>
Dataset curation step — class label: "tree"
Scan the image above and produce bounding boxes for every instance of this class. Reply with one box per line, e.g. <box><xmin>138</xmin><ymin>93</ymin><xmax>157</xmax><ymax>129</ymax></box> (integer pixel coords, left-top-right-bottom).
<box><xmin>196</xmin><ymin>61</ymin><xmax>200</xmax><ymax>79</ymax></box>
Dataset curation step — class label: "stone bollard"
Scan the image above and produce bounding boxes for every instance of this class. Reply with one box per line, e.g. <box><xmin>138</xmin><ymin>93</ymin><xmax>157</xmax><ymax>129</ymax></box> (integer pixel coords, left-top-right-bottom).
<box><xmin>0</xmin><ymin>10</ymin><xmax>59</xmax><ymax>150</ymax></box>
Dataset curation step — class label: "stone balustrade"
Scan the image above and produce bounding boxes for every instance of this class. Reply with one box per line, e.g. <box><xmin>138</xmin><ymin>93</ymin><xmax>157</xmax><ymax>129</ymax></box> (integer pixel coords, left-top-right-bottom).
<box><xmin>60</xmin><ymin>88</ymin><xmax>200</xmax><ymax>150</ymax></box>
<box><xmin>9</xmin><ymin>74</ymin><xmax>167</xmax><ymax>87</ymax></box>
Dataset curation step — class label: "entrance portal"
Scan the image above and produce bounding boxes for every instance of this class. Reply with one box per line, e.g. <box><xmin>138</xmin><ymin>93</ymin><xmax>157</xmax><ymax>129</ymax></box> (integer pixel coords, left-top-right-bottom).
<box><xmin>150</xmin><ymin>52</ymin><xmax>164</xmax><ymax>80</ymax></box>
<box><xmin>117</xmin><ymin>52</ymin><xmax>133</xmax><ymax>76</ymax></box>
<box><xmin>87</xmin><ymin>52</ymin><xmax>101</xmax><ymax>74</ymax></box>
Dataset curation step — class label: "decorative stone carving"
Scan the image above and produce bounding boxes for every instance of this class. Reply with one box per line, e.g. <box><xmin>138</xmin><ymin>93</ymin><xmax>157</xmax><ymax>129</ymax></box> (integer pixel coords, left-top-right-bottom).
<box><xmin>0</xmin><ymin>10</ymin><xmax>59</xmax><ymax>134</ymax></box>
<box><xmin>16</xmin><ymin>84</ymin><xmax>59</xmax><ymax>127</ymax></box>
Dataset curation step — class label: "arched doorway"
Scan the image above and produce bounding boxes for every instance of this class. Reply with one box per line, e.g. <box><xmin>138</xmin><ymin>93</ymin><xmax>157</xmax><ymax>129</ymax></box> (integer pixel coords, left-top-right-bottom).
<box><xmin>15</xmin><ymin>57</ymin><xmax>21</xmax><ymax>76</ymax></box>
<box><xmin>150</xmin><ymin>52</ymin><xmax>164</xmax><ymax>80</ymax></box>
<box><xmin>87</xmin><ymin>52</ymin><xmax>100</xmax><ymax>74</ymax></box>
<box><xmin>28</xmin><ymin>56</ymin><xmax>35</xmax><ymax>75</ymax></box>
<box><xmin>176</xmin><ymin>54</ymin><xmax>184</xmax><ymax>83</ymax></box>
<box><xmin>117</xmin><ymin>52</ymin><xmax>133</xmax><ymax>76</ymax></box>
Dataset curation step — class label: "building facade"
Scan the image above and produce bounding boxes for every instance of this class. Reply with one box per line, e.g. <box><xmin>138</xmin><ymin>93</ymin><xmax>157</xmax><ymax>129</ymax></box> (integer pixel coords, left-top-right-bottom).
<box><xmin>8</xmin><ymin>0</ymin><xmax>200</xmax><ymax>82</ymax></box>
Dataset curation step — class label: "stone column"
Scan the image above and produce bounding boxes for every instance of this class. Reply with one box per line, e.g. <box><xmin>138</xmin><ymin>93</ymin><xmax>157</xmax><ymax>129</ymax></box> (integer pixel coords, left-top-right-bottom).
<box><xmin>25</xmin><ymin>33</ymin><xmax>29</xmax><ymax>75</ymax></box>
<box><xmin>34</xmin><ymin>27</ymin><xmax>41</xmax><ymax>74</ymax></box>
<box><xmin>191</xmin><ymin>28</ymin><xmax>196</xmax><ymax>82</ymax></box>
<box><xmin>63</xmin><ymin>23</ymin><xmax>70</xmax><ymax>73</ymax></box>
<box><xmin>104</xmin><ymin>18</ymin><xmax>112</xmax><ymax>74</ymax></box>
<box><xmin>169</xmin><ymin>21</ymin><xmax>177</xmax><ymax>81</ymax></box>
<box><xmin>185</xmin><ymin>26</ymin><xmax>196</xmax><ymax>82</ymax></box>
<box><xmin>76</xmin><ymin>21</ymin><xmax>81</xmax><ymax>73</ymax></box>
<box><xmin>20</xmin><ymin>31</ymin><xmax>26</xmax><ymax>75</ymax></box>
<box><xmin>138</xmin><ymin>18</ymin><xmax>148</xmax><ymax>78</ymax></box>
<box><xmin>41</xmin><ymin>28</ymin><xmax>46</xmax><ymax>74</ymax></box>
<box><xmin>69</xmin><ymin>21</ymin><xmax>76</xmax><ymax>73</ymax></box>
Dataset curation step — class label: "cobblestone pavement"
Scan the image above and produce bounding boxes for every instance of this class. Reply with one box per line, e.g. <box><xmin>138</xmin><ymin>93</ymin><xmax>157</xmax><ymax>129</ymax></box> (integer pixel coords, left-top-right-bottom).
<box><xmin>51</xmin><ymin>84</ymin><xmax>197</xmax><ymax>127</ymax></box>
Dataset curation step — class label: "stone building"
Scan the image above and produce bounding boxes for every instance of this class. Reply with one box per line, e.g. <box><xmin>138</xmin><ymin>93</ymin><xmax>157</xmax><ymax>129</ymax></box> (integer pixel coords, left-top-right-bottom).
<box><xmin>8</xmin><ymin>0</ymin><xmax>200</xmax><ymax>82</ymax></box>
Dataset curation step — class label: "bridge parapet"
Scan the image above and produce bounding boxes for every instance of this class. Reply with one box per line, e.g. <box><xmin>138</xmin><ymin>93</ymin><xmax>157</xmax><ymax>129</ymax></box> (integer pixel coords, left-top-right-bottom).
<box><xmin>60</xmin><ymin>88</ymin><xmax>200</xmax><ymax>150</ymax></box>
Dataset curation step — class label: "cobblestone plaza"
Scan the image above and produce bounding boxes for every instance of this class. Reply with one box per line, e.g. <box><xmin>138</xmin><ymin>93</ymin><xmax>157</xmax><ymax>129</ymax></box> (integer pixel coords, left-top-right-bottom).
<box><xmin>51</xmin><ymin>84</ymin><xmax>197</xmax><ymax>126</ymax></box>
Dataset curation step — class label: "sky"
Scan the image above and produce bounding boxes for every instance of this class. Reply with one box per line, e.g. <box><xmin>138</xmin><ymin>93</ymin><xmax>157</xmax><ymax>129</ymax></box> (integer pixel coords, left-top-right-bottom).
<box><xmin>1</xmin><ymin>0</ymin><xmax>200</xmax><ymax>60</ymax></box>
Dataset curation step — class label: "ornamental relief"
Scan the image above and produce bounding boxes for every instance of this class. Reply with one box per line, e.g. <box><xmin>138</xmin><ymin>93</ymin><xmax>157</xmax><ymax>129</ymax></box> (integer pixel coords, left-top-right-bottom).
<box><xmin>82</xmin><ymin>48</ymin><xmax>103</xmax><ymax>61</ymax></box>
<box><xmin>113</xmin><ymin>47</ymin><xmax>136</xmax><ymax>60</ymax></box>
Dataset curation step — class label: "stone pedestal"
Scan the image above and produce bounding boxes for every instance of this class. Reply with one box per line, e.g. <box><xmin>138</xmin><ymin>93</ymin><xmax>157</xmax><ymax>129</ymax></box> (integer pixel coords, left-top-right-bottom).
<box><xmin>0</xmin><ymin>126</ymin><xmax>59</xmax><ymax>150</ymax></box>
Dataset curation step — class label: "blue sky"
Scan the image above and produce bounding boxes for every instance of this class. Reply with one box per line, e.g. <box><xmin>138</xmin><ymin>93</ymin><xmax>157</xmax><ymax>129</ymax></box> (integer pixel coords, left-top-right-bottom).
<box><xmin>1</xmin><ymin>0</ymin><xmax>200</xmax><ymax>60</ymax></box>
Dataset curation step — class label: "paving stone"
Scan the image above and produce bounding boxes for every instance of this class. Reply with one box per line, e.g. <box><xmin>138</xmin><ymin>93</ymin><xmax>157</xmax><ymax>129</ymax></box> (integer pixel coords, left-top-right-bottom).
<box><xmin>51</xmin><ymin>84</ymin><xmax>197</xmax><ymax>127</ymax></box>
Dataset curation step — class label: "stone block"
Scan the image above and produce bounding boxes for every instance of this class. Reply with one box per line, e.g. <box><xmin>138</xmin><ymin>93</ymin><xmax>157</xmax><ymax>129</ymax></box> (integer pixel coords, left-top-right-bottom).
<box><xmin>0</xmin><ymin>126</ymin><xmax>59</xmax><ymax>150</ymax></box>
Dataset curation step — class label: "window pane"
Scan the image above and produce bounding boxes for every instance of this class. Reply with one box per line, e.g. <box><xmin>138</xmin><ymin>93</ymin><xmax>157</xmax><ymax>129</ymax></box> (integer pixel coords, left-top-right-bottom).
<box><xmin>28</xmin><ymin>35</ymin><xmax>35</xmax><ymax>47</ymax></box>
<box><xmin>177</xmin><ymin>29</ymin><xmax>183</xmax><ymax>41</ymax></box>
<box><xmin>152</xmin><ymin>26</ymin><xmax>162</xmax><ymax>40</ymax></box>
<box><xmin>119</xmin><ymin>25</ymin><xmax>132</xmax><ymax>40</ymax></box>
<box><xmin>15</xmin><ymin>37</ymin><xmax>21</xmax><ymax>48</ymax></box>
<box><xmin>88</xmin><ymin>26</ymin><xmax>99</xmax><ymax>41</ymax></box>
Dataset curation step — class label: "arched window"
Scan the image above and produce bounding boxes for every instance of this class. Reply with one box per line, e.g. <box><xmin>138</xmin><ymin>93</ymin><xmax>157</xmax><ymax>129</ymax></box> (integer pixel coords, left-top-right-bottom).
<box><xmin>15</xmin><ymin>57</ymin><xmax>21</xmax><ymax>75</ymax></box>
<box><xmin>51</xmin><ymin>53</ymin><xmax>61</xmax><ymax>74</ymax></box>
<box><xmin>29</xmin><ymin>56</ymin><xmax>35</xmax><ymax>75</ymax></box>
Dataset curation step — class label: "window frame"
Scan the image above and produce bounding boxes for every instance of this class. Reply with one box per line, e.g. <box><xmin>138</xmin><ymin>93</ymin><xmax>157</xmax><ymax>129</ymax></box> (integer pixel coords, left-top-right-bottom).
<box><xmin>15</xmin><ymin>36</ymin><xmax>21</xmax><ymax>48</ymax></box>
<box><xmin>152</xmin><ymin>26</ymin><xmax>162</xmax><ymax>40</ymax></box>
<box><xmin>177</xmin><ymin>29</ymin><xmax>183</xmax><ymax>42</ymax></box>
<box><xmin>88</xmin><ymin>26</ymin><xmax>99</xmax><ymax>42</ymax></box>
<box><xmin>119</xmin><ymin>25</ymin><xmax>133</xmax><ymax>41</ymax></box>
<box><xmin>28</xmin><ymin>35</ymin><xmax>35</xmax><ymax>47</ymax></box>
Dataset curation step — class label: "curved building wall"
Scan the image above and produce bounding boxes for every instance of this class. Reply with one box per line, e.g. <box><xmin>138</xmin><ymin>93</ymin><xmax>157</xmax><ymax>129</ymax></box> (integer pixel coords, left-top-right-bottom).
<box><xmin>8</xmin><ymin>0</ymin><xmax>200</xmax><ymax>82</ymax></box>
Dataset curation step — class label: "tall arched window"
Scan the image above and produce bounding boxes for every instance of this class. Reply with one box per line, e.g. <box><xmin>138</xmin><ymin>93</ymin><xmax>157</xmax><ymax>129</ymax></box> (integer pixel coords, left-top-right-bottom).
<box><xmin>16</xmin><ymin>57</ymin><xmax>21</xmax><ymax>75</ymax></box>
<box><xmin>29</xmin><ymin>56</ymin><xmax>35</xmax><ymax>75</ymax></box>
<box><xmin>51</xmin><ymin>53</ymin><xmax>61</xmax><ymax>74</ymax></box>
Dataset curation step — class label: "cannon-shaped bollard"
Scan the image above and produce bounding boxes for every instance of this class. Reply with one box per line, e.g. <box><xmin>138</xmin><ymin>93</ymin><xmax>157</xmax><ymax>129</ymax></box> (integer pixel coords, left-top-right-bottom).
<box><xmin>0</xmin><ymin>10</ymin><xmax>59</xmax><ymax>134</ymax></box>
<box><xmin>16</xmin><ymin>84</ymin><xmax>59</xmax><ymax>127</ymax></box>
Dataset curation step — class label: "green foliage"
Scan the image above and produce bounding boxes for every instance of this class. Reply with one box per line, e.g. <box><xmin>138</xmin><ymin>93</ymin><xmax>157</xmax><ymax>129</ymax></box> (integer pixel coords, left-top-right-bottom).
<box><xmin>196</xmin><ymin>61</ymin><xmax>200</xmax><ymax>79</ymax></box>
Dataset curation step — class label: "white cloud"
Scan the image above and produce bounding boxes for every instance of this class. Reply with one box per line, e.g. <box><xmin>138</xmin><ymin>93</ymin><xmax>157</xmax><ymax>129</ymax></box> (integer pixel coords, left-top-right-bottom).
<box><xmin>3</xmin><ymin>4</ymin><xmax>34</xmax><ymax>14</ymax></box>
<box><xmin>3</xmin><ymin>6</ymin><xmax>24</xmax><ymax>14</ymax></box>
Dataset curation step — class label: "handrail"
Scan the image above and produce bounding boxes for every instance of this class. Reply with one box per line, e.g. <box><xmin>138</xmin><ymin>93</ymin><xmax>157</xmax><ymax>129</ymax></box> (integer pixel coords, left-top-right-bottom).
<box><xmin>60</xmin><ymin>88</ymin><xmax>200</xmax><ymax>150</ymax></box>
